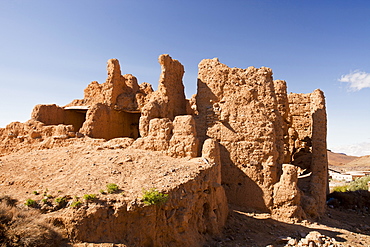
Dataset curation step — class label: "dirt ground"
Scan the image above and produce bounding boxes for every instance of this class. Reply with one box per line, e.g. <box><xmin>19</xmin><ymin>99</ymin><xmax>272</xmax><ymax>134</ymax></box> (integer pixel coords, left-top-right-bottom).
<box><xmin>207</xmin><ymin>205</ymin><xmax>370</xmax><ymax>247</ymax></box>
<box><xmin>1</xmin><ymin>142</ymin><xmax>369</xmax><ymax>246</ymax></box>
<box><xmin>0</xmin><ymin>140</ymin><xmax>205</xmax><ymax>205</ymax></box>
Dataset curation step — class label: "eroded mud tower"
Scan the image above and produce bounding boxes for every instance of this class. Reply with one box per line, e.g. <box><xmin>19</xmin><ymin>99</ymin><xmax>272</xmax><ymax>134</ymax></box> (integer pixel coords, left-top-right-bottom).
<box><xmin>195</xmin><ymin>58</ymin><xmax>328</xmax><ymax>218</ymax></box>
<box><xmin>0</xmin><ymin>54</ymin><xmax>328</xmax><ymax>221</ymax></box>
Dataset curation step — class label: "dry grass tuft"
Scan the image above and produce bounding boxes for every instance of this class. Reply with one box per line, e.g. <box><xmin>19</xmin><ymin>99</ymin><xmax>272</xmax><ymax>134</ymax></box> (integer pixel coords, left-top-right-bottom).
<box><xmin>0</xmin><ymin>196</ymin><xmax>64</xmax><ymax>246</ymax></box>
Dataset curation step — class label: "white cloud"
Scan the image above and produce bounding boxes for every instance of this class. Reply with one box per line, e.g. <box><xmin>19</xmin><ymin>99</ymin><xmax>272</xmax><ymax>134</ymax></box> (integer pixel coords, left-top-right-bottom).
<box><xmin>339</xmin><ymin>70</ymin><xmax>370</xmax><ymax>91</ymax></box>
<box><xmin>331</xmin><ymin>142</ymin><xmax>370</xmax><ymax>157</ymax></box>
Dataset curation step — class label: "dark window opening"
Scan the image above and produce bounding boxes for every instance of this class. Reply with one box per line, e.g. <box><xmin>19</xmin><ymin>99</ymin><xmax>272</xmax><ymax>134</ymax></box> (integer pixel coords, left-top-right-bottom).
<box><xmin>121</xmin><ymin>111</ymin><xmax>141</xmax><ymax>139</ymax></box>
<box><xmin>64</xmin><ymin>109</ymin><xmax>87</xmax><ymax>132</ymax></box>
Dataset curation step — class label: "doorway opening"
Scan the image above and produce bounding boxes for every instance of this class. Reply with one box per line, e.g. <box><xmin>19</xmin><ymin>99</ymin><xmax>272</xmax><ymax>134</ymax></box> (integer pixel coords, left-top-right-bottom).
<box><xmin>121</xmin><ymin>111</ymin><xmax>141</xmax><ymax>139</ymax></box>
<box><xmin>64</xmin><ymin>106</ymin><xmax>89</xmax><ymax>132</ymax></box>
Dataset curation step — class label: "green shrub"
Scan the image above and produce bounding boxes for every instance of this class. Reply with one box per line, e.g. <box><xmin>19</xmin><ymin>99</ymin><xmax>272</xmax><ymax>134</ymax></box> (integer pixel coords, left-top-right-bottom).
<box><xmin>70</xmin><ymin>201</ymin><xmax>82</xmax><ymax>208</ymax></box>
<box><xmin>333</xmin><ymin>185</ymin><xmax>348</xmax><ymax>192</ymax></box>
<box><xmin>33</xmin><ymin>191</ymin><xmax>39</xmax><ymax>195</ymax></box>
<box><xmin>83</xmin><ymin>194</ymin><xmax>97</xmax><ymax>201</ymax></box>
<box><xmin>106</xmin><ymin>183</ymin><xmax>119</xmax><ymax>194</ymax></box>
<box><xmin>99</xmin><ymin>189</ymin><xmax>105</xmax><ymax>194</ymax></box>
<box><xmin>141</xmin><ymin>188</ymin><xmax>168</xmax><ymax>205</ymax></box>
<box><xmin>24</xmin><ymin>199</ymin><xmax>37</xmax><ymax>207</ymax></box>
<box><xmin>333</xmin><ymin>175</ymin><xmax>370</xmax><ymax>192</ymax></box>
<box><xmin>41</xmin><ymin>198</ymin><xmax>48</xmax><ymax>204</ymax></box>
<box><xmin>347</xmin><ymin>175</ymin><xmax>370</xmax><ymax>191</ymax></box>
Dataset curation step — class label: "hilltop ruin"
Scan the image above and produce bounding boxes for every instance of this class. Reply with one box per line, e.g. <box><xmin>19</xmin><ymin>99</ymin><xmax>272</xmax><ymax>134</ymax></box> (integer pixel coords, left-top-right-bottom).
<box><xmin>0</xmin><ymin>54</ymin><xmax>328</xmax><ymax>245</ymax></box>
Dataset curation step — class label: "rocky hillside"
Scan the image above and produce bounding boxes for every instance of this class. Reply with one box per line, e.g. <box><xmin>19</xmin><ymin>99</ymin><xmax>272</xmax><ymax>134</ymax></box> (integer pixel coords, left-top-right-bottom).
<box><xmin>327</xmin><ymin>150</ymin><xmax>359</xmax><ymax>166</ymax></box>
<box><xmin>328</xmin><ymin>150</ymin><xmax>370</xmax><ymax>171</ymax></box>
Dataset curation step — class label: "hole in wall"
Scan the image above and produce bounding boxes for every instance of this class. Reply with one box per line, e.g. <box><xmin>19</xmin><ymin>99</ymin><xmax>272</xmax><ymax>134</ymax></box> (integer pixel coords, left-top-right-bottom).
<box><xmin>64</xmin><ymin>109</ymin><xmax>88</xmax><ymax>132</ymax></box>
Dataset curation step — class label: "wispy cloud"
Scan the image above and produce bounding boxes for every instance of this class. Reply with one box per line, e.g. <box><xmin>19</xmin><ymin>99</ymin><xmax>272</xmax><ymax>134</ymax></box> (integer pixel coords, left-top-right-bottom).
<box><xmin>339</xmin><ymin>70</ymin><xmax>370</xmax><ymax>91</ymax></box>
<box><xmin>331</xmin><ymin>142</ymin><xmax>370</xmax><ymax>157</ymax></box>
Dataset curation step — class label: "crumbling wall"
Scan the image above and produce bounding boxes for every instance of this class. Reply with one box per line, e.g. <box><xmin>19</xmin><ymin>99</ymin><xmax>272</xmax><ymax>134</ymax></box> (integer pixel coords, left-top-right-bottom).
<box><xmin>195</xmin><ymin>58</ymin><xmax>328</xmax><ymax>218</ymax></box>
<box><xmin>82</xmin><ymin>59</ymin><xmax>143</xmax><ymax>109</ymax></box>
<box><xmin>133</xmin><ymin>115</ymin><xmax>199</xmax><ymax>158</ymax></box>
<box><xmin>273</xmin><ymin>80</ymin><xmax>291</xmax><ymax>164</ymax></box>
<box><xmin>31</xmin><ymin>104</ymin><xmax>65</xmax><ymax>125</ymax></box>
<box><xmin>288</xmin><ymin>90</ymin><xmax>328</xmax><ymax>217</ymax></box>
<box><xmin>0</xmin><ymin>119</ymin><xmax>80</xmax><ymax>156</ymax></box>
<box><xmin>30</xmin><ymin>58</ymin><xmax>154</xmax><ymax>140</ymax></box>
<box><xmin>195</xmin><ymin>58</ymin><xmax>284</xmax><ymax>212</ymax></box>
<box><xmin>273</xmin><ymin>164</ymin><xmax>305</xmax><ymax>220</ymax></box>
<box><xmin>31</xmin><ymin>104</ymin><xmax>87</xmax><ymax>133</ymax></box>
<box><xmin>0</xmin><ymin>120</ymin><xmax>75</xmax><ymax>140</ymax></box>
<box><xmin>78</xmin><ymin>104</ymin><xmax>140</xmax><ymax>140</ymax></box>
<box><xmin>139</xmin><ymin>54</ymin><xmax>188</xmax><ymax>137</ymax></box>
<box><xmin>28</xmin><ymin>55</ymin><xmax>192</xmax><ymax>144</ymax></box>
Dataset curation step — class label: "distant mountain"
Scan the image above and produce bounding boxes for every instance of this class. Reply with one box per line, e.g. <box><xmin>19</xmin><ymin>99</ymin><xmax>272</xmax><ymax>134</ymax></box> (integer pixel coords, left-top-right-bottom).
<box><xmin>327</xmin><ymin>150</ymin><xmax>370</xmax><ymax>171</ymax></box>
<box><xmin>327</xmin><ymin>150</ymin><xmax>359</xmax><ymax>166</ymax></box>
<box><xmin>346</xmin><ymin>155</ymin><xmax>370</xmax><ymax>168</ymax></box>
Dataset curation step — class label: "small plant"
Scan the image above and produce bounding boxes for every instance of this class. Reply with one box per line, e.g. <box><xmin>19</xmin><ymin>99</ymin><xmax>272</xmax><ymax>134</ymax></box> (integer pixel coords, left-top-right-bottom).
<box><xmin>43</xmin><ymin>188</ymin><xmax>49</xmax><ymax>196</ymax></box>
<box><xmin>33</xmin><ymin>191</ymin><xmax>39</xmax><ymax>195</ymax></box>
<box><xmin>70</xmin><ymin>201</ymin><xmax>82</xmax><ymax>208</ymax></box>
<box><xmin>45</xmin><ymin>194</ymin><xmax>53</xmax><ymax>199</ymax></box>
<box><xmin>24</xmin><ymin>199</ymin><xmax>36</xmax><ymax>207</ymax></box>
<box><xmin>41</xmin><ymin>198</ymin><xmax>48</xmax><ymax>204</ymax></box>
<box><xmin>141</xmin><ymin>188</ymin><xmax>168</xmax><ymax>205</ymax></box>
<box><xmin>106</xmin><ymin>183</ymin><xmax>119</xmax><ymax>194</ymax></box>
<box><xmin>99</xmin><ymin>189</ymin><xmax>105</xmax><ymax>194</ymax></box>
<box><xmin>83</xmin><ymin>194</ymin><xmax>97</xmax><ymax>201</ymax></box>
<box><xmin>54</xmin><ymin>197</ymin><xmax>65</xmax><ymax>204</ymax></box>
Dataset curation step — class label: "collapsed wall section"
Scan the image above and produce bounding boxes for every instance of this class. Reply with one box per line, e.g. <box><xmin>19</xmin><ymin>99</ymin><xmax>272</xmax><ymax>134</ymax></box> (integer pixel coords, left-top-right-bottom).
<box><xmin>32</xmin><ymin>104</ymin><xmax>89</xmax><ymax>134</ymax></box>
<box><xmin>139</xmin><ymin>54</ymin><xmax>188</xmax><ymax>137</ymax></box>
<box><xmin>195</xmin><ymin>58</ymin><xmax>284</xmax><ymax>212</ymax></box>
<box><xmin>194</xmin><ymin>58</ymin><xmax>328</xmax><ymax>218</ymax></box>
<box><xmin>79</xmin><ymin>104</ymin><xmax>140</xmax><ymax>140</ymax></box>
<box><xmin>288</xmin><ymin>90</ymin><xmax>328</xmax><ymax>216</ymax></box>
<box><xmin>133</xmin><ymin>115</ymin><xmax>199</xmax><ymax>158</ymax></box>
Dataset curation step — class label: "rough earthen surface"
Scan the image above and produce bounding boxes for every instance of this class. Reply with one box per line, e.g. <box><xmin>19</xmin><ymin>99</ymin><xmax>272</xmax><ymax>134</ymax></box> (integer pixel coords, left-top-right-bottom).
<box><xmin>1</xmin><ymin>140</ymin><xmax>227</xmax><ymax>246</ymax></box>
<box><xmin>194</xmin><ymin>58</ymin><xmax>328</xmax><ymax>218</ymax></box>
<box><xmin>288</xmin><ymin>90</ymin><xmax>328</xmax><ymax>217</ymax></box>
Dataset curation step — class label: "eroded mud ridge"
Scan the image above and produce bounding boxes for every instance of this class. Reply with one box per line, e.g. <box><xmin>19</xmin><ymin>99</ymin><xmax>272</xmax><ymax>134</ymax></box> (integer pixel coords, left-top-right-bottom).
<box><xmin>0</xmin><ymin>55</ymin><xmax>328</xmax><ymax>246</ymax></box>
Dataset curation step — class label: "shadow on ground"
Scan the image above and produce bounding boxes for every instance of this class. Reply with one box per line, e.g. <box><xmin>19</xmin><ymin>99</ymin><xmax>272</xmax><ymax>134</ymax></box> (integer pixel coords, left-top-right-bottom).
<box><xmin>206</xmin><ymin>203</ymin><xmax>370</xmax><ymax>247</ymax></box>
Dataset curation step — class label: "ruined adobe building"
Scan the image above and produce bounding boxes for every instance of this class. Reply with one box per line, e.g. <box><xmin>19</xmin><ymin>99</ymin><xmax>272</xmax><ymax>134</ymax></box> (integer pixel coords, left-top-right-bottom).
<box><xmin>0</xmin><ymin>54</ymin><xmax>328</xmax><ymax>220</ymax></box>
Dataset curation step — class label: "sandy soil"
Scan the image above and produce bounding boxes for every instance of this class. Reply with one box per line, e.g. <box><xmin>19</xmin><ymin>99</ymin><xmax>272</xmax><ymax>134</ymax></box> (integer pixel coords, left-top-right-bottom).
<box><xmin>0</xmin><ymin>142</ymin><xmax>206</xmax><ymax>205</ymax></box>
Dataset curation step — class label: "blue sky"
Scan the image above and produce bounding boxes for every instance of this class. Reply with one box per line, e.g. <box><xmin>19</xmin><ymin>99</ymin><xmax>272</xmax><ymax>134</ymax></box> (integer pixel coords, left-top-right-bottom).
<box><xmin>0</xmin><ymin>0</ymin><xmax>369</xmax><ymax>156</ymax></box>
